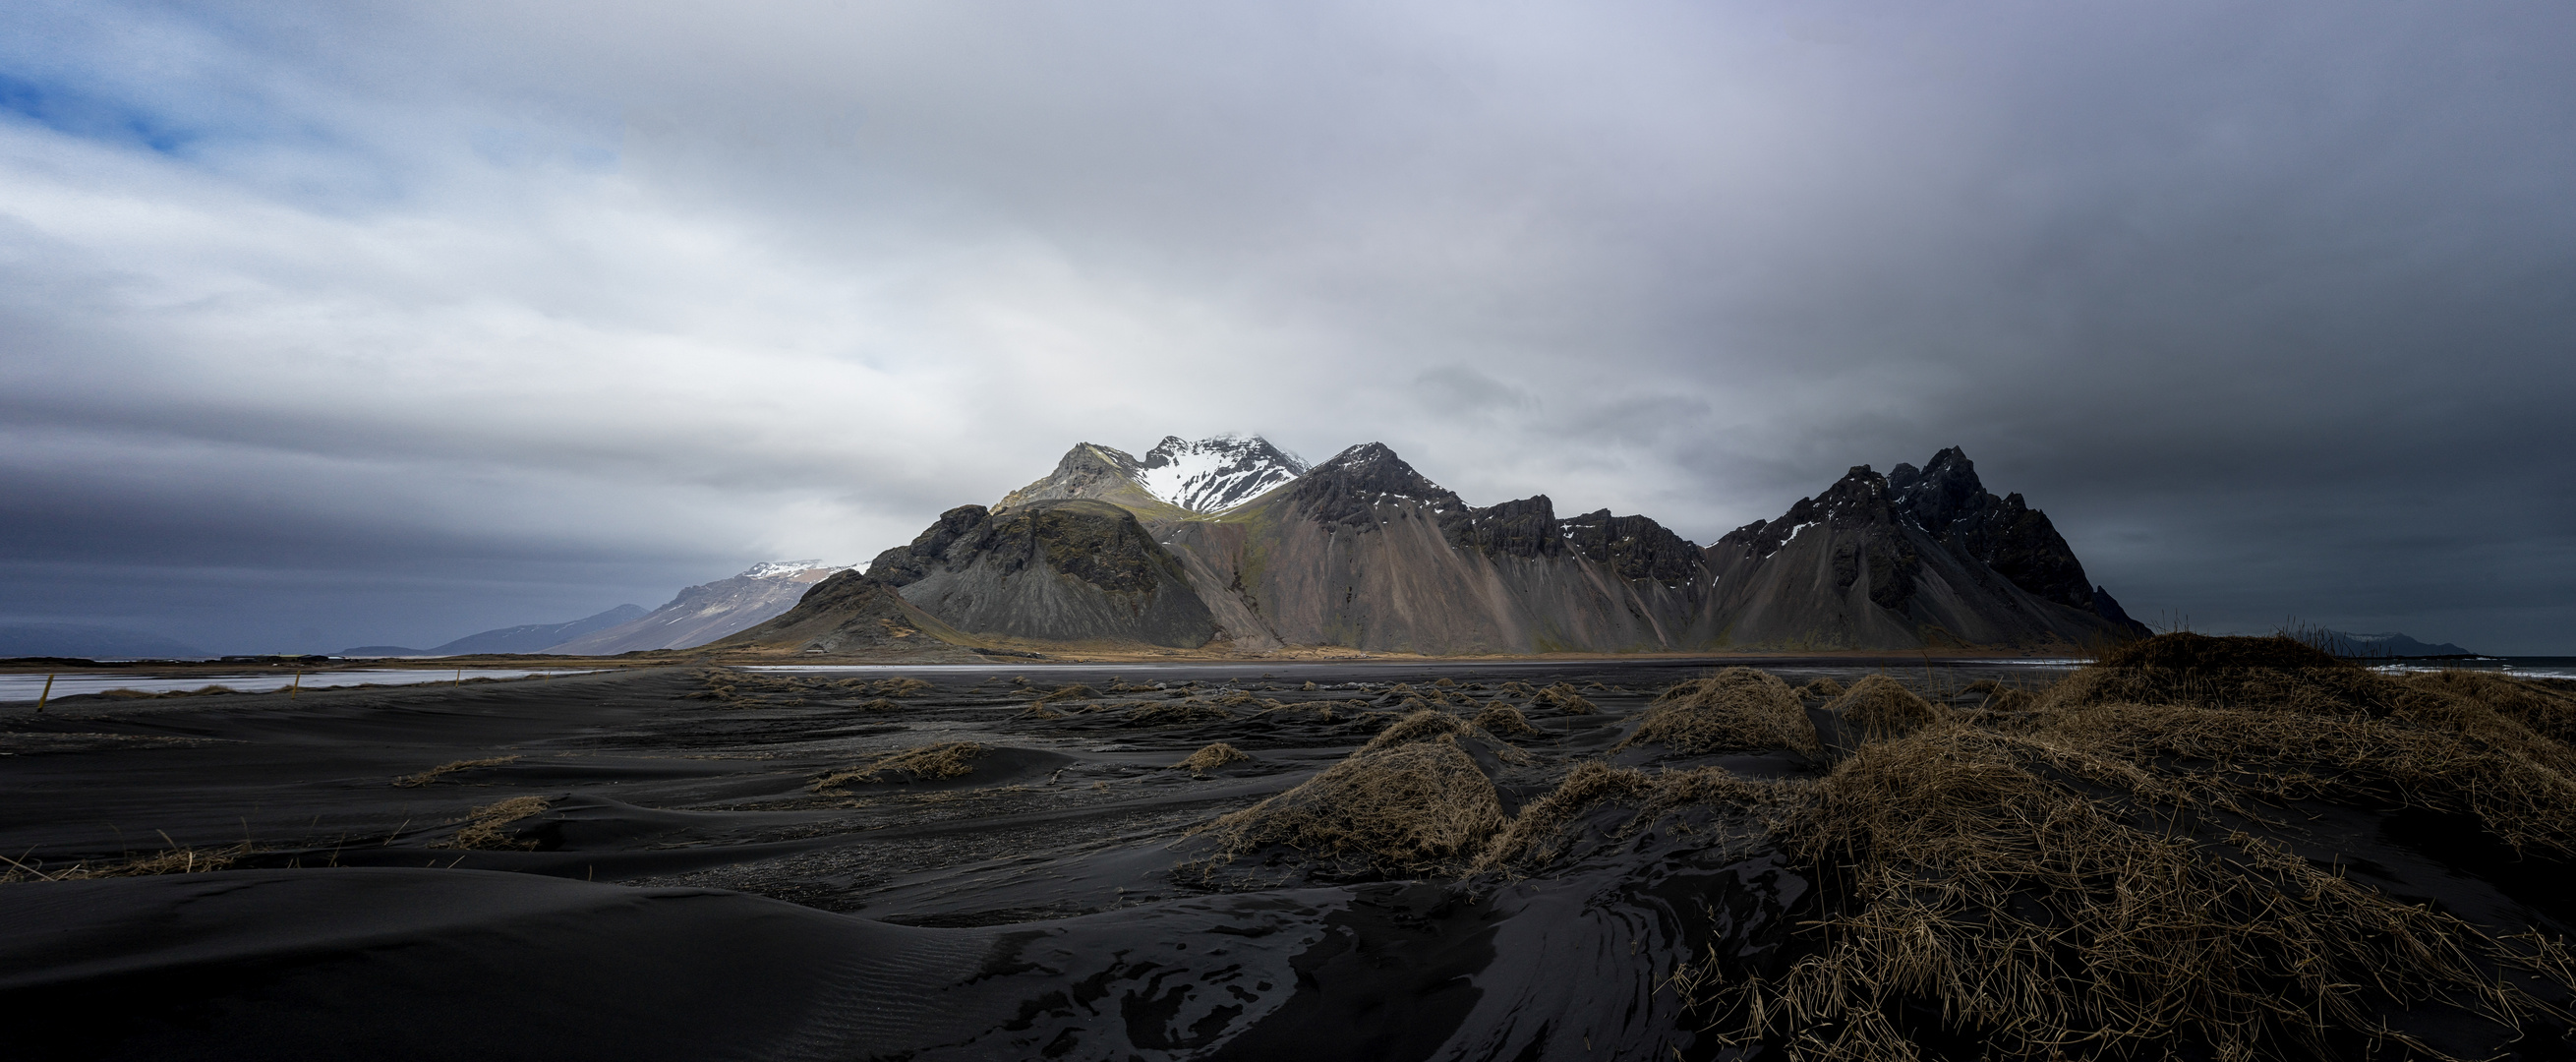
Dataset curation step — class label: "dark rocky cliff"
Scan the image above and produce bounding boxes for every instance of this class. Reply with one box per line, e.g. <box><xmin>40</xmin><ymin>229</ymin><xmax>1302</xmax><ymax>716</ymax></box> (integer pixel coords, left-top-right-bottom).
<box><xmin>1706</xmin><ymin>450</ymin><xmax>2147</xmax><ymax>649</ymax></box>
<box><xmin>868</xmin><ymin>499</ymin><xmax>1216</xmax><ymax>648</ymax></box>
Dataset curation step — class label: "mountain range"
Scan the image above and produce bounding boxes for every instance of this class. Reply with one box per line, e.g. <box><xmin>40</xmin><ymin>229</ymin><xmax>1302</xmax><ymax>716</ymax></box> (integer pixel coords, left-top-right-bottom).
<box><xmin>337</xmin><ymin>562</ymin><xmax>847</xmax><ymax>658</ymax></box>
<box><xmin>729</xmin><ymin>436</ymin><xmax>2154</xmax><ymax>656</ymax></box>
<box><xmin>2304</xmin><ymin>629</ymin><xmax>2478</xmax><ymax>658</ymax></box>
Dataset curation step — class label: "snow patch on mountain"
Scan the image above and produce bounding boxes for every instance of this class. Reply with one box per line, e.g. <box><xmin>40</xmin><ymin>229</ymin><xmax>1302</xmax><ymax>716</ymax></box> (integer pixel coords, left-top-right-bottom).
<box><xmin>739</xmin><ymin>560</ymin><xmax>849</xmax><ymax>579</ymax></box>
<box><xmin>1135</xmin><ymin>435</ymin><xmax>1310</xmax><ymax>513</ymax></box>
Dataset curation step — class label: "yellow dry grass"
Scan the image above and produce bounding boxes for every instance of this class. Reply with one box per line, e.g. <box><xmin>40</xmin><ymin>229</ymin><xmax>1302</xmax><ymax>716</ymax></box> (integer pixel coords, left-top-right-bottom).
<box><xmin>1471</xmin><ymin>702</ymin><xmax>1541</xmax><ymax>738</ymax></box>
<box><xmin>811</xmin><ymin>741</ymin><xmax>989</xmax><ymax>793</ymax></box>
<box><xmin>1690</xmin><ymin>722</ymin><xmax>2571</xmax><ymax>1062</ymax></box>
<box><xmin>1794</xmin><ymin>678</ymin><xmax>1847</xmax><ymax>699</ymax></box>
<box><xmin>1619</xmin><ymin>667</ymin><xmax>1822</xmax><ymax>755</ymax></box>
<box><xmin>1198</xmin><ymin>736</ymin><xmax>1503</xmax><ymax>875</ymax></box>
<box><xmin>4</xmin><ymin>840</ymin><xmax>257</xmax><ymax>881</ymax></box>
<box><xmin>1362</xmin><ymin>708</ymin><xmax>1472</xmax><ymax>752</ymax></box>
<box><xmin>392</xmin><ymin>755</ymin><xmax>521</xmax><ymax>788</ymax></box>
<box><xmin>433</xmin><ymin>796</ymin><xmax>552</xmax><ymax>851</ymax></box>
<box><xmin>1660</xmin><ymin>637</ymin><xmax>2576</xmax><ymax>1061</ymax></box>
<box><xmin>1477</xmin><ymin>761</ymin><xmax>1797</xmax><ymax>872</ymax></box>
<box><xmin>1175</xmin><ymin>741</ymin><xmax>1252</xmax><ymax>776</ymax></box>
<box><xmin>1532</xmin><ymin>682</ymin><xmax>1598</xmax><ymax>714</ymax></box>
<box><xmin>1124</xmin><ymin>701</ymin><xmax>1233</xmax><ymax>726</ymax></box>
<box><xmin>1826</xmin><ymin>675</ymin><xmax>1950</xmax><ymax>744</ymax></box>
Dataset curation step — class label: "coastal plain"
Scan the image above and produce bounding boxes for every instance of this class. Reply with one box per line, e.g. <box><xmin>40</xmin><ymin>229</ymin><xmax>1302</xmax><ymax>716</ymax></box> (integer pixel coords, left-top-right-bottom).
<box><xmin>5</xmin><ymin>641</ymin><xmax>2574</xmax><ymax>1060</ymax></box>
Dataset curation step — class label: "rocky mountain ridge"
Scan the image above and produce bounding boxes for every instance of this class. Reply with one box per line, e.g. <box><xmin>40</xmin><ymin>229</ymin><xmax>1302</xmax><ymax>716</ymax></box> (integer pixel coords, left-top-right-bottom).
<box><xmin>732</xmin><ymin>435</ymin><xmax>2147</xmax><ymax>656</ymax></box>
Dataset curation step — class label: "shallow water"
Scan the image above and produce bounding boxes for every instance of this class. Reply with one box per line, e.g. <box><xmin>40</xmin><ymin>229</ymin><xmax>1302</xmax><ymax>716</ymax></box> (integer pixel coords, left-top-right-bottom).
<box><xmin>0</xmin><ymin>668</ymin><xmax>600</xmax><ymax>703</ymax></box>
<box><xmin>2372</xmin><ymin>656</ymin><xmax>2576</xmax><ymax>680</ymax></box>
<box><xmin>744</xmin><ymin>655</ymin><xmax>2095</xmax><ymax>692</ymax></box>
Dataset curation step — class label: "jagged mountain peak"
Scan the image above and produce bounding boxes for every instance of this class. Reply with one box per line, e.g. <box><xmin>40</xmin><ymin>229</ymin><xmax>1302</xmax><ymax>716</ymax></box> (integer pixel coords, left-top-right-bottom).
<box><xmin>1134</xmin><ymin>434</ymin><xmax>1309</xmax><ymax>513</ymax></box>
<box><xmin>1288</xmin><ymin>442</ymin><xmax>1464</xmax><ymax>526</ymax></box>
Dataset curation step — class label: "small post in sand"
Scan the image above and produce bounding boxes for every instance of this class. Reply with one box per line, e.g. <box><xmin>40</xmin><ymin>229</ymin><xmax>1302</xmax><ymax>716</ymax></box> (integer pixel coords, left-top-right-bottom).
<box><xmin>454</xmin><ymin>669</ymin><xmax>462</xmax><ymax>687</ymax></box>
<box><xmin>35</xmin><ymin>674</ymin><xmax>54</xmax><ymax>713</ymax></box>
<box><xmin>289</xmin><ymin>671</ymin><xmax>302</xmax><ymax>699</ymax></box>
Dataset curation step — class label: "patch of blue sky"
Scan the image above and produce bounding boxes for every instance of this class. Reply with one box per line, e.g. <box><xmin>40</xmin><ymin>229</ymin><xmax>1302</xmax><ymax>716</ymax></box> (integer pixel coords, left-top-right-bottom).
<box><xmin>0</xmin><ymin>68</ymin><xmax>203</xmax><ymax>156</ymax></box>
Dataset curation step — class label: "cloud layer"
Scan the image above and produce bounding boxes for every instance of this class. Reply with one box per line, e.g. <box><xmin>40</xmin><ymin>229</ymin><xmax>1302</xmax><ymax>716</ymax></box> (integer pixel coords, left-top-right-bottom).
<box><xmin>5</xmin><ymin>1</ymin><xmax>2572</xmax><ymax>652</ymax></box>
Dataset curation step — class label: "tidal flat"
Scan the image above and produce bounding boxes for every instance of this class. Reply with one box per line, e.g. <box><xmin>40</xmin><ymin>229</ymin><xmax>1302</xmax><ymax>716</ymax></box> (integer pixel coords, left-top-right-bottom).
<box><xmin>4</xmin><ymin>637</ymin><xmax>2572</xmax><ymax>1060</ymax></box>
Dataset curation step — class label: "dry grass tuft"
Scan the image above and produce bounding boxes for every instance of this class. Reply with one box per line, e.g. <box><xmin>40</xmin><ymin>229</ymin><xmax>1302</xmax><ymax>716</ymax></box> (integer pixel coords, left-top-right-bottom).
<box><xmin>2044</xmin><ymin>632</ymin><xmax>2392</xmax><ymax>715</ymax></box>
<box><xmin>851</xmin><ymin>697</ymin><xmax>904</xmax><ymax>713</ymax></box>
<box><xmin>1619</xmin><ymin>668</ymin><xmax>1822</xmax><ymax>755</ymax></box>
<box><xmin>1690</xmin><ymin>722</ymin><xmax>2571</xmax><ymax>1061</ymax></box>
<box><xmin>2403</xmin><ymin>669</ymin><xmax>2576</xmax><ymax>746</ymax></box>
<box><xmin>1198</xmin><ymin>737</ymin><xmax>1504</xmax><ymax>874</ymax></box>
<box><xmin>434</xmin><ymin>796</ymin><xmax>552</xmax><ymax>851</ymax></box>
<box><xmin>1479</xmin><ymin>761</ymin><xmax>1799</xmax><ymax>872</ymax></box>
<box><xmin>1532</xmin><ymin>681</ymin><xmax>1598</xmax><ymax>714</ymax></box>
<box><xmin>1827</xmin><ymin>675</ymin><xmax>1950</xmax><ymax>743</ymax></box>
<box><xmin>1477</xmin><ymin>761</ymin><xmax>1652</xmax><ymax>869</ymax></box>
<box><xmin>5</xmin><ymin>840</ymin><xmax>258</xmax><ymax>881</ymax></box>
<box><xmin>812</xmin><ymin>741</ymin><xmax>989</xmax><ymax>793</ymax></box>
<box><xmin>1175</xmin><ymin>741</ymin><xmax>1252</xmax><ymax>776</ymax></box>
<box><xmin>1795</xmin><ymin>678</ymin><xmax>1847</xmax><ymax>699</ymax></box>
<box><xmin>1029</xmin><ymin>683</ymin><xmax>1099</xmax><ymax>704</ymax></box>
<box><xmin>392</xmin><ymin>755</ymin><xmax>521</xmax><ymax>788</ymax></box>
<box><xmin>1124</xmin><ymin>701</ymin><xmax>1233</xmax><ymax>727</ymax></box>
<box><xmin>1362</xmin><ymin>708</ymin><xmax>1472</xmax><ymax>752</ymax></box>
<box><xmin>2046</xmin><ymin>695</ymin><xmax>2576</xmax><ymax>855</ymax></box>
<box><xmin>1471</xmin><ymin>702</ymin><xmax>1541</xmax><ymax>738</ymax></box>
<box><xmin>866</xmin><ymin>677</ymin><xmax>934</xmax><ymax>697</ymax></box>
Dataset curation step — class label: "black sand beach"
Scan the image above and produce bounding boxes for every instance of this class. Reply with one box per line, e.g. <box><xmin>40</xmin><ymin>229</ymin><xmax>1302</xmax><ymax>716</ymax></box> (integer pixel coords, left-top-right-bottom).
<box><xmin>5</xmin><ymin>645</ymin><xmax>2572</xmax><ymax>1060</ymax></box>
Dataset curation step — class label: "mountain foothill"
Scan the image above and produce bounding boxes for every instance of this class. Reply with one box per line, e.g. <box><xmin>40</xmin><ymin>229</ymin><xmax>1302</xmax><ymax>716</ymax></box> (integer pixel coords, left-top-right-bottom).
<box><xmin>722</xmin><ymin>435</ymin><xmax>2151</xmax><ymax>657</ymax></box>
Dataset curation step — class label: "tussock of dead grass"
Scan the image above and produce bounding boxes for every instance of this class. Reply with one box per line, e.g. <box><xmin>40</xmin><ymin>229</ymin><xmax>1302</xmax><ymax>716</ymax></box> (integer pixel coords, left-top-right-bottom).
<box><xmin>2044</xmin><ymin>693</ymin><xmax>2576</xmax><ymax>855</ymax></box>
<box><xmin>2403</xmin><ymin>669</ymin><xmax>2576</xmax><ymax>746</ymax></box>
<box><xmin>1362</xmin><ymin>708</ymin><xmax>1472</xmax><ymax>751</ymax></box>
<box><xmin>852</xmin><ymin>697</ymin><xmax>904</xmax><ymax>713</ymax></box>
<box><xmin>1028</xmin><ymin>683</ymin><xmax>1098</xmax><ymax>704</ymax></box>
<box><xmin>812</xmin><ymin>741</ymin><xmax>989</xmax><ymax>793</ymax></box>
<box><xmin>434</xmin><ymin>796</ymin><xmax>552</xmax><ymax>851</ymax></box>
<box><xmin>1124</xmin><ymin>701</ymin><xmax>1233</xmax><ymax>727</ymax></box>
<box><xmin>1198</xmin><ymin>736</ymin><xmax>1504</xmax><ymax>875</ymax></box>
<box><xmin>1619</xmin><ymin>668</ymin><xmax>1822</xmax><ymax>755</ymax></box>
<box><xmin>1691</xmin><ymin>722</ymin><xmax>2570</xmax><ymax>1061</ymax></box>
<box><xmin>1175</xmin><ymin>741</ymin><xmax>1251</xmax><ymax>776</ymax></box>
<box><xmin>2042</xmin><ymin>632</ymin><xmax>2393</xmax><ymax>715</ymax></box>
<box><xmin>1673</xmin><ymin>636</ymin><xmax>2576</xmax><ymax>1061</ymax></box>
<box><xmin>392</xmin><ymin>755</ymin><xmax>520</xmax><ymax>788</ymax></box>
<box><xmin>5</xmin><ymin>840</ymin><xmax>258</xmax><ymax>881</ymax></box>
<box><xmin>1471</xmin><ymin>702</ymin><xmax>1541</xmax><ymax>738</ymax></box>
<box><xmin>1827</xmin><ymin>675</ymin><xmax>1950</xmax><ymax>743</ymax></box>
<box><xmin>1477</xmin><ymin>761</ymin><xmax>1800</xmax><ymax>872</ymax></box>
<box><xmin>1795</xmin><ymin>678</ymin><xmax>1846</xmax><ymax>699</ymax></box>
<box><xmin>692</xmin><ymin>670</ymin><xmax>933</xmax><ymax>704</ymax></box>
<box><xmin>1532</xmin><ymin>682</ymin><xmax>1598</xmax><ymax>714</ymax></box>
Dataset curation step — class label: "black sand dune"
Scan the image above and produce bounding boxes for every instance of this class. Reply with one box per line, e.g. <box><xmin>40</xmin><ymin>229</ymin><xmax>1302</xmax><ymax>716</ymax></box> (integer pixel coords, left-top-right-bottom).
<box><xmin>5</xmin><ymin>643</ymin><xmax>2573</xmax><ymax>1060</ymax></box>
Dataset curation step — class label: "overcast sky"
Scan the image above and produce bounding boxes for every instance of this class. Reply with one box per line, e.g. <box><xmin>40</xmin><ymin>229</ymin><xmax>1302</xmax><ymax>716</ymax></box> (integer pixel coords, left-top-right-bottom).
<box><xmin>4</xmin><ymin>1</ymin><xmax>2572</xmax><ymax>654</ymax></box>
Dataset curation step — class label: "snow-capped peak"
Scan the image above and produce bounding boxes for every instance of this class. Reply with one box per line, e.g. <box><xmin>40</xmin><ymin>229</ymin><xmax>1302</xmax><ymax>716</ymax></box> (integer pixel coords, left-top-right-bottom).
<box><xmin>737</xmin><ymin>560</ymin><xmax>848</xmax><ymax>579</ymax></box>
<box><xmin>1135</xmin><ymin>435</ymin><xmax>1310</xmax><ymax>513</ymax></box>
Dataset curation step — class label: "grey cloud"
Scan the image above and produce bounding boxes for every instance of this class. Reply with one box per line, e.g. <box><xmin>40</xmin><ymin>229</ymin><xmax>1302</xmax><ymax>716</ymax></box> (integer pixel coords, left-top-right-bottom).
<box><xmin>2</xmin><ymin>0</ymin><xmax>2572</xmax><ymax>651</ymax></box>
